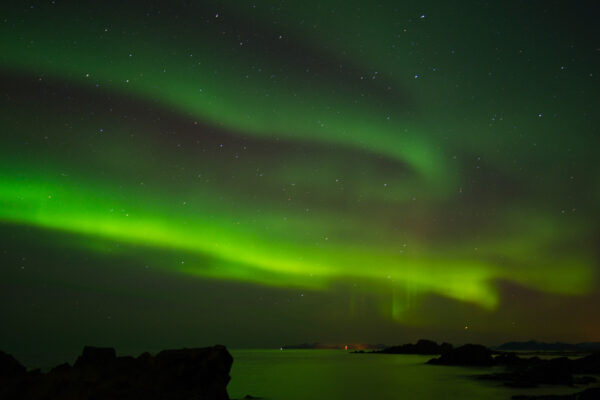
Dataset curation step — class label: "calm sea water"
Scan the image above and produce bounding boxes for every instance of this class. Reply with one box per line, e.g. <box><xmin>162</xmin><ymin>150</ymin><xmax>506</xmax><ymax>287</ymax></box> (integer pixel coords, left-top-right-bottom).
<box><xmin>228</xmin><ymin>350</ymin><xmax>588</xmax><ymax>400</ymax></box>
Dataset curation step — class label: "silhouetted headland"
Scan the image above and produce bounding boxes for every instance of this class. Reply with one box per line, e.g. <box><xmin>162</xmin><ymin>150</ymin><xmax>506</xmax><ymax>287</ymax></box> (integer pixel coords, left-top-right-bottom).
<box><xmin>0</xmin><ymin>345</ymin><xmax>232</xmax><ymax>400</ymax></box>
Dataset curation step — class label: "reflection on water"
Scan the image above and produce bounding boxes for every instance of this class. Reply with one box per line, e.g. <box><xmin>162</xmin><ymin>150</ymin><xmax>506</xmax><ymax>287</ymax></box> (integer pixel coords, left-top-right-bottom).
<box><xmin>228</xmin><ymin>350</ymin><xmax>586</xmax><ymax>400</ymax></box>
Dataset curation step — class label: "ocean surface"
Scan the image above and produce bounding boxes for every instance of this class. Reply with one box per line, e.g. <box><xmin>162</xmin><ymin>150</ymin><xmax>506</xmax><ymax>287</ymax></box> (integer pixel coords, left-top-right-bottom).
<box><xmin>228</xmin><ymin>350</ymin><xmax>589</xmax><ymax>400</ymax></box>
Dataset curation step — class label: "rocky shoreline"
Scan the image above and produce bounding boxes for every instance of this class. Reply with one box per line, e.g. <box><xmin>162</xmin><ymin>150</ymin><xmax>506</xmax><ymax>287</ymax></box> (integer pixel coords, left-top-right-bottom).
<box><xmin>426</xmin><ymin>344</ymin><xmax>600</xmax><ymax>387</ymax></box>
<box><xmin>355</xmin><ymin>340</ymin><xmax>600</xmax><ymax>399</ymax></box>
<box><xmin>3</xmin><ymin>341</ymin><xmax>599</xmax><ymax>399</ymax></box>
<box><xmin>0</xmin><ymin>345</ymin><xmax>233</xmax><ymax>400</ymax></box>
<box><xmin>426</xmin><ymin>344</ymin><xmax>600</xmax><ymax>399</ymax></box>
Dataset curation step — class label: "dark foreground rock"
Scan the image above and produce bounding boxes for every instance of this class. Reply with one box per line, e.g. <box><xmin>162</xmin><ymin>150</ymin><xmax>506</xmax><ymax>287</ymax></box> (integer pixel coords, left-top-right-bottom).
<box><xmin>573</xmin><ymin>353</ymin><xmax>600</xmax><ymax>374</ymax></box>
<box><xmin>0</xmin><ymin>350</ymin><xmax>26</xmax><ymax>378</ymax></box>
<box><xmin>512</xmin><ymin>387</ymin><xmax>600</xmax><ymax>400</ymax></box>
<box><xmin>478</xmin><ymin>353</ymin><xmax>600</xmax><ymax>388</ymax></box>
<box><xmin>0</xmin><ymin>345</ymin><xmax>233</xmax><ymax>400</ymax></box>
<box><xmin>427</xmin><ymin>344</ymin><xmax>494</xmax><ymax>366</ymax></box>
<box><xmin>427</xmin><ymin>343</ymin><xmax>600</xmax><ymax>389</ymax></box>
<box><xmin>376</xmin><ymin>339</ymin><xmax>453</xmax><ymax>355</ymax></box>
<box><xmin>498</xmin><ymin>340</ymin><xmax>600</xmax><ymax>353</ymax></box>
<box><xmin>478</xmin><ymin>357</ymin><xmax>577</xmax><ymax>387</ymax></box>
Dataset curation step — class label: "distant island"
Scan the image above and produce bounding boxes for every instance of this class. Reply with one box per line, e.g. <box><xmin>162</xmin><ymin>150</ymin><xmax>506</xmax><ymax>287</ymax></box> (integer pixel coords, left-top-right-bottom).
<box><xmin>369</xmin><ymin>339</ymin><xmax>453</xmax><ymax>355</ymax></box>
<box><xmin>281</xmin><ymin>342</ymin><xmax>387</xmax><ymax>350</ymax></box>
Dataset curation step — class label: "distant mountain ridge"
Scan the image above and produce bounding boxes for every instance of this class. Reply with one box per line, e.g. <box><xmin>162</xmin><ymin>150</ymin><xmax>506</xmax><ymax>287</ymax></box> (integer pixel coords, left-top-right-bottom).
<box><xmin>496</xmin><ymin>340</ymin><xmax>600</xmax><ymax>352</ymax></box>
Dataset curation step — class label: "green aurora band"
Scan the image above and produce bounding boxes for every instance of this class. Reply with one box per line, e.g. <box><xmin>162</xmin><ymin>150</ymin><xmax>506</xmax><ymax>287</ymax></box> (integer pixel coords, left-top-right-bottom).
<box><xmin>1</xmin><ymin>0</ymin><xmax>599</xmax><ymax>331</ymax></box>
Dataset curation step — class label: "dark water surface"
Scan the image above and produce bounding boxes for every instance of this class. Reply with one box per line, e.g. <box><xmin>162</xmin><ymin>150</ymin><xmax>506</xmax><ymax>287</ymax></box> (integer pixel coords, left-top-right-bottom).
<box><xmin>228</xmin><ymin>350</ymin><xmax>586</xmax><ymax>400</ymax></box>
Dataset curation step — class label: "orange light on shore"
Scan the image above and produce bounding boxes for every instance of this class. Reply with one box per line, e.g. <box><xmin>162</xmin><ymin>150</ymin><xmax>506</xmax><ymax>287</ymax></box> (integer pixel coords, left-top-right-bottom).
<box><xmin>344</xmin><ymin>345</ymin><xmax>348</xmax><ymax>351</ymax></box>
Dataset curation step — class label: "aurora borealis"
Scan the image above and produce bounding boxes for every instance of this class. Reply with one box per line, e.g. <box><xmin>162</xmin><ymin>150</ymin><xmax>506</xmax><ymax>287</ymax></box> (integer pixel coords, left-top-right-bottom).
<box><xmin>1</xmin><ymin>1</ymin><xmax>599</xmax><ymax>363</ymax></box>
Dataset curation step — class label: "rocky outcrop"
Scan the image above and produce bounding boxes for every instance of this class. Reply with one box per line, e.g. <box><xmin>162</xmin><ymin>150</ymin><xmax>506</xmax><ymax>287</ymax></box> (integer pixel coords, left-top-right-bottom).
<box><xmin>0</xmin><ymin>345</ymin><xmax>233</xmax><ymax>400</ymax></box>
<box><xmin>512</xmin><ymin>387</ymin><xmax>600</xmax><ymax>400</ymax></box>
<box><xmin>573</xmin><ymin>353</ymin><xmax>600</xmax><ymax>374</ymax></box>
<box><xmin>0</xmin><ymin>350</ymin><xmax>26</xmax><ymax>378</ymax></box>
<box><xmin>427</xmin><ymin>343</ymin><xmax>600</xmax><ymax>388</ymax></box>
<box><xmin>377</xmin><ymin>339</ymin><xmax>453</xmax><ymax>355</ymax></box>
<box><xmin>497</xmin><ymin>340</ymin><xmax>600</xmax><ymax>352</ymax></box>
<box><xmin>477</xmin><ymin>352</ymin><xmax>600</xmax><ymax>388</ymax></box>
<box><xmin>427</xmin><ymin>344</ymin><xmax>494</xmax><ymax>366</ymax></box>
<box><xmin>479</xmin><ymin>357</ymin><xmax>579</xmax><ymax>387</ymax></box>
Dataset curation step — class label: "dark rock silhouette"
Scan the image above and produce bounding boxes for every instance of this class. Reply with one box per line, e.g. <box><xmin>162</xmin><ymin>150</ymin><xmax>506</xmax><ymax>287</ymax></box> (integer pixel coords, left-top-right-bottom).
<box><xmin>512</xmin><ymin>387</ymin><xmax>600</xmax><ymax>400</ymax></box>
<box><xmin>480</xmin><ymin>357</ymin><xmax>576</xmax><ymax>387</ymax></box>
<box><xmin>426</xmin><ymin>343</ymin><xmax>600</xmax><ymax>389</ymax></box>
<box><xmin>0</xmin><ymin>345</ymin><xmax>233</xmax><ymax>400</ymax></box>
<box><xmin>376</xmin><ymin>339</ymin><xmax>453</xmax><ymax>355</ymax></box>
<box><xmin>477</xmin><ymin>352</ymin><xmax>600</xmax><ymax>388</ymax></box>
<box><xmin>573</xmin><ymin>353</ymin><xmax>600</xmax><ymax>374</ymax></box>
<box><xmin>497</xmin><ymin>340</ymin><xmax>600</xmax><ymax>352</ymax></box>
<box><xmin>493</xmin><ymin>352</ymin><xmax>532</xmax><ymax>366</ymax></box>
<box><xmin>0</xmin><ymin>350</ymin><xmax>26</xmax><ymax>378</ymax></box>
<box><xmin>427</xmin><ymin>344</ymin><xmax>494</xmax><ymax>366</ymax></box>
<box><xmin>524</xmin><ymin>357</ymin><xmax>574</xmax><ymax>385</ymax></box>
<box><xmin>73</xmin><ymin>346</ymin><xmax>117</xmax><ymax>368</ymax></box>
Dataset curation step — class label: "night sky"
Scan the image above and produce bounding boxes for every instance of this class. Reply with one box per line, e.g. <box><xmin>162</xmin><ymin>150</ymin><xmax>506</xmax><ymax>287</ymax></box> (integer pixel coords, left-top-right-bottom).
<box><xmin>1</xmin><ymin>1</ymin><xmax>599</xmax><ymax>366</ymax></box>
